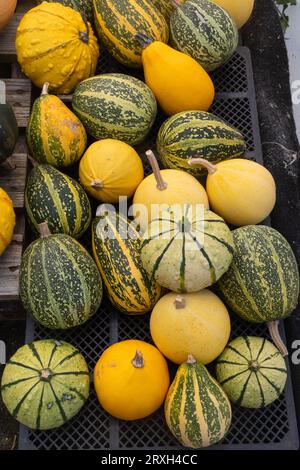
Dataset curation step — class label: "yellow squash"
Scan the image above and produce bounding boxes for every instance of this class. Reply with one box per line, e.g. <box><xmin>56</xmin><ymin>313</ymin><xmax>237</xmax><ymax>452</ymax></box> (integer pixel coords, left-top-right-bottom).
<box><xmin>94</xmin><ymin>340</ymin><xmax>170</xmax><ymax>420</ymax></box>
<box><xmin>189</xmin><ymin>157</ymin><xmax>276</xmax><ymax>226</ymax></box>
<box><xmin>15</xmin><ymin>2</ymin><xmax>99</xmax><ymax>94</ymax></box>
<box><xmin>211</xmin><ymin>0</ymin><xmax>254</xmax><ymax>29</ymax></box>
<box><xmin>133</xmin><ymin>150</ymin><xmax>209</xmax><ymax>230</ymax></box>
<box><xmin>137</xmin><ymin>36</ymin><xmax>215</xmax><ymax>116</ymax></box>
<box><xmin>150</xmin><ymin>290</ymin><xmax>231</xmax><ymax>365</ymax></box>
<box><xmin>79</xmin><ymin>139</ymin><xmax>144</xmax><ymax>202</ymax></box>
<box><xmin>0</xmin><ymin>188</ymin><xmax>16</xmax><ymax>256</ymax></box>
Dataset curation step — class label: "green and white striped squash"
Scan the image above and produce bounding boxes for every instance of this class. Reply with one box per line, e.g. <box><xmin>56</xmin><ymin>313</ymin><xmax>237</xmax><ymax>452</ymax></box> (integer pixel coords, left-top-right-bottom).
<box><xmin>36</xmin><ymin>0</ymin><xmax>94</xmax><ymax>22</ymax></box>
<box><xmin>1</xmin><ymin>340</ymin><xmax>90</xmax><ymax>430</ymax></box>
<box><xmin>218</xmin><ymin>225</ymin><xmax>300</xmax><ymax>323</ymax></box>
<box><xmin>93</xmin><ymin>0</ymin><xmax>169</xmax><ymax>68</ymax></box>
<box><xmin>170</xmin><ymin>0</ymin><xmax>238</xmax><ymax>71</ymax></box>
<box><xmin>20</xmin><ymin>224</ymin><xmax>103</xmax><ymax>329</ymax></box>
<box><xmin>72</xmin><ymin>74</ymin><xmax>157</xmax><ymax>146</ymax></box>
<box><xmin>216</xmin><ymin>336</ymin><xmax>287</xmax><ymax>408</ymax></box>
<box><xmin>92</xmin><ymin>208</ymin><xmax>161</xmax><ymax>315</ymax></box>
<box><xmin>141</xmin><ymin>205</ymin><xmax>234</xmax><ymax>293</ymax></box>
<box><xmin>165</xmin><ymin>355</ymin><xmax>232</xmax><ymax>448</ymax></box>
<box><xmin>157</xmin><ymin>111</ymin><xmax>246</xmax><ymax>177</ymax></box>
<box><xmin>25</xmin><ymin>164</ymin><xmax>91</xmax><ymax>239</ymax></box>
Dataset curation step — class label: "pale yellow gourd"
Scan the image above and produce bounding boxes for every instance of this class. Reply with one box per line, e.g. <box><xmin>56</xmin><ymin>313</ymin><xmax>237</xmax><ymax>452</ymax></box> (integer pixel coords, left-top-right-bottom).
<box><xmin>0</xmin><ymin>188</ymin><xmax>16</xmax><ymax>256</ymax></box>
<box><xmin>189</xmin><ymin>157</ymin><xmax>276</xmax><ymax>226</ymax></box>
<box><xmin>133</xmin><ymin>150</ymin><xmax>209</xmax><ymax>230</ymax></box>
<box><xmin>79</xmin><ymin>139</ymin><xmax>144</xmax><ymax>202</ymax></box>
<box><xmin>211</xmin><ymin>0</ymin><xmax>254</xmax><ymax>29</ymax></box>
<box><xmin>137</xmin><ymin>36</ymin><xmax>215</xmax><ymax>116</ymax></box>
<box><xmin>0</xmin><ymin>0</ymin><xmax>17</xmax><ymax>32</ymax></box>
<box><xmin>150</xmin><ymin>290</ymin><xmax>231</xmax><ymax>365</ymax></box>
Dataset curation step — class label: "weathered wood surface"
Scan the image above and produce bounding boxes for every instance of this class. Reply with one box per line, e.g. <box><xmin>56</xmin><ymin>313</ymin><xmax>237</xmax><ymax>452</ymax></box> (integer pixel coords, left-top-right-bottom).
<box><xmin>0</xmin><ymin>154</ymin><xmax>27</xmax><ymax>209</ymax></box>
<box><xmin>2</xmin><ymin>79</ymin><xmax>31</xmax><ymax>128</ymax></box>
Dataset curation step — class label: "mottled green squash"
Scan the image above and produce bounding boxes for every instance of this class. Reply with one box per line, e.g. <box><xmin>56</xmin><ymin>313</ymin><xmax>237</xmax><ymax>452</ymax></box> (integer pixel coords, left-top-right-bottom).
<box><xmin>0</xmin><ymin>104</ymin><xmax>18</xmax><ymax>164</ymax></box>
<box><xmin>36</xmin><ymin>0</ymin><xmax>94</xmax><ymax>23</ymax></box>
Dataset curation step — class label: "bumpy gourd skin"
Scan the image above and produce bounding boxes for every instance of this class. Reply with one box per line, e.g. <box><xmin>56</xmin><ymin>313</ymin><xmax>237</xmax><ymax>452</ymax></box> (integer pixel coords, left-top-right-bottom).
<box><xmin>141</xmin><ymin>41</ymin><xmax>215</xmax><ymax>116</ymax></box>
<box><xmin>0</xmin><ymin>188</ymin><xmax>16</xmax><ymax>256</ymax></box>
<box><xmin>16</xmin><ymin>3</ymin><xmax>99</xmax><ymax>94</ymax></box>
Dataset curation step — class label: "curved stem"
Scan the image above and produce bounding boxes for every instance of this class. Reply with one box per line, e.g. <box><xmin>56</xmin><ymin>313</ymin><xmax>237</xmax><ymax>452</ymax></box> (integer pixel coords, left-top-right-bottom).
<box><xmin>91</xmin><ymin>179</ymin><xmax>104</xmax><ymax>189</ymax></box>
<box><xmin>39</xmin><ymin>222</ymin><xmax>52</xmax><ymax>238</ymax></box>
<box><xmin>78</xmin><ymin>18</ymin><xmax>89</xmax><ymax>44</ymax></box>
<box><xmin>146</xmin><ymin>150</ymin><xmax>168</xmax><ymax>191</ymax></box>
<box><xmin>132</xmin><ymin>350</ymin><xmax>144</xmax><ymax>369</ymax></box>
<box><xmin>268</xmin><ymin>320</ymin><xmax>288</xmax><ymax>357</ymax></box>
<box><xmin>174</xmin><ymin>295</ymin><xmax>186</xmax><ymax>309</ymax></box>
<box><xmin>27</xmin><ymin>155</ymin><xmax>38</xmax><ymax>167</ymax></box>
<box><xmin>186</xmin><ymin>354</ymin><xmax>197</xmax><ymax>365</ymax></box>
<box><xmin>188</xmin><ymin>158</ymin><xmax>217</xmax><ymax>174</ymax></box>
<box><xmin>41</xmin><ymin>82</ymin><xmax>50</xmax><ymax>96</ymax></box>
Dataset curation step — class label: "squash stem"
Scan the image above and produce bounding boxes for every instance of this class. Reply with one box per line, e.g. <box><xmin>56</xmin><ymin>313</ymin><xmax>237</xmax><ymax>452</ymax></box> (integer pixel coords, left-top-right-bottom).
<box><xmin>174</xmin><ymin>295</ymin><xmax>186</xmax><ymax>309</ymax></box>
<box><xmin>186</xmin><ymin>354</ymin><xmax>197</xmax><ymax>365</ymax></box>
<box><xmin>188</xmin><ymin>158</ymin><xmax>217</xmax><ymax>174</ymax></box>
<box><xmin>91</xmin><ymin>179</ymin><xmax>104</xmax><ymax>189</ymax></box>
<box><xmin>79</xmin><ymin>19</ymin><xmax>90</xmax><ymax>44</ymax></box>
<box><xmin>146</xmin><ymin>150</ymin><xmax>168</xmax><ymax>191</ymax></box>
<box><xmin>170</xmin><ymin>0</ymin><xmax>181</xmax><ymax>8</ymax></box>
<box><xmin>38</xmin><ymin>222</ymin><xmax>52</xmax><ymax>238</ymax></box>
<box><xmin>268</xmin><ymin>320</ymin><xmax>288</xmax><ymax>357</ymax></box>
<box><xmin>135</xmin><ymin>32</ymin><xmax>153</xmax><ymax>49</ymax></box>
<box><xmin>27</xmin><ymin>155</ymin><xmax>38</xmax><ymax>168</ymax></box>
<box><xmin>132</xmin><ymin>350</ymin><xmax>144</xmax><ymax>368</ymax></box>
<box><xmin>41</xmin><ymin>82</ymin><xmax>50</xmax><ymax>96</ymax></box>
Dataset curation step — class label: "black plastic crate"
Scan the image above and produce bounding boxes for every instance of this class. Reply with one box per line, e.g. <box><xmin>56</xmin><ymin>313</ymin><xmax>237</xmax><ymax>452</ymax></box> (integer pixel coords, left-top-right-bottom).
<box><xmin>19</xmin><ymin>47</ymin><xmax>299</xmax><ymax>450</ymax></box>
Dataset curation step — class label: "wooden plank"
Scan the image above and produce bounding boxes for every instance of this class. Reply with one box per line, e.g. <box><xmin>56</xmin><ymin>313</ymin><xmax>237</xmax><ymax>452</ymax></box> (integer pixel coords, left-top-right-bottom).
<box><xmin>2</xmin><ymin>79</ymin><xmax>31</xmax><ymax>127</ymax></box>
<box><xmin>0</xmin><ymin>153</ymin><xmax>28</xmax><ymax>210</ymax></box>
<box><xmin>0</xmin><ymin>13</ymin><xmax>22</xmax><ymax>62</ymax></box>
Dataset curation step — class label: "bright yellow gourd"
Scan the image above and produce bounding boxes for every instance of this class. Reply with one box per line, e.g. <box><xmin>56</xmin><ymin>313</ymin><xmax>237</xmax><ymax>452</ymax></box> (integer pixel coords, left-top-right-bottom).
<box><xmin>79</xmin><ymin>139</ymin><xmax>144</xmax><ymax>202</ymax></box>
<box><xmin>0</xmin><ymin>188</ymin><xmax>16</xmax><ymax>256</ymax></box>
<box><xmin>15</xmin><ymin>2</ymin><xmax>99</xmax><ymax>94</ymax></box>
<box><xmin>211</xmin><ymin>0</ymin><xmax>254</xmax><ymax>29</ymax></box>
<box><xmin>137</xmin><ymin>37</ymin><xmax>215</xmax><ymax>116</ymax></box>
<box><xmin>133</xmin><ymin>150</ymin><xmax>209</xmax><ymax>230</ymax></box>
<box><xmin>189</xmin><ymin>157</ymin><xmax>276</xmax><ymax>226</ymax></box>
<box><xmin>94</xmin><ymin>339</ymin><xmax>170</xmax><ymax>420</ymax></box>
<box><xmin>150</xmin><ymin>290</ymin><xmax>231</xmax><ymax>365</ymax></box>
<box><xmin>0</xmin><ymin>0</ymin><xmax>17</xmax><ymax>32</ymax></box>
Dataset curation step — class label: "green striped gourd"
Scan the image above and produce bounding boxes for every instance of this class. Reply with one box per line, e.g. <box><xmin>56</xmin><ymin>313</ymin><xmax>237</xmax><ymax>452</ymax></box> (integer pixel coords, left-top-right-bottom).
<box><xmin>170</xmin><ymin>0</ymin><xmax>238</xmax><ymax>71</ymax></box>
<box><xmin>165</xmin><ymin>355</ymin><xmax>232</xmax><ymax>448</ymax></box>
<box><xmin>72</xmin><ymin>74</ymin><xmax>157</xmax><ymax>145</ymax></box>
<box><xmin>27</xmin><ymin>83</ymin><xmax>87</xmax><ymax>168</ymax></box>
<box><xmin>93</xmin><ymin>0</ymin><xmax>169</xmax><ymax>68</ymax></box>
<box><xmin>157</xmin><ymin>111</ymin><xmax>246</xmax><ymax>176</ymax></box>
<box><xmin>218</xmin><ymin>225</ymin><xmax>299</xmax><ymax>355</ymax></box>
<box><xmin>92</xmin><ymin>208</ymin><xmax>161</xmax><ymax>314</ymax></box>
<box><xmin>1</xmin><ymin>340</ymin><xmax>90</xmax><ymax>430</ymax></box>
<box><xmin>216</xmin><ymin>337</ymin><xmax>287</xmax><ymax>408</ymax></box>
<box><xmin>20</xmin><ymin>223</ymin><xmax>103</xmax><ymax>329</ymax></box>
<box><xmin>150</xmin><ymin>0</ymin><xmax>180</xmax><ymax>19</ymax></box>
<box><xmin>25</xmin><ymin>164</ymin><xmax>91</xmax><ymax>239</ymax></box>
<box><xmin>36</xmin><ymin>0</ymin><xmax>93</xmax><ymax>22</ymax></box>
<box><xmin>141</xmin><ymin>205</ymin><xmax>234</xmax><ymax>293</ymax></box>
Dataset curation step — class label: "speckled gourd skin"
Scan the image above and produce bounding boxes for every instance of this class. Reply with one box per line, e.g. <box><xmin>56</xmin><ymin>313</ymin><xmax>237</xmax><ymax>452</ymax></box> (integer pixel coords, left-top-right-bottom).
<box><xmin>20</xmin><ymin>234</ymin><xmax>103</xmax><ymax>329</ymax></box>
<box><xmin>25</xmin><ymin>164</ymin><xmax>91</xmax><ymax>239</ymax></box>
<box><xmin>1</xmin><ymin>340</ymin><xmax>90</xmax><ymax>430</ymax></box>
<box><xmin>218</xmin><ymin>225</ymin><xmax>300</xmax><ymax>323</ymax></box>
<box><xmin>216</xmin><ymin>336</ymin><xmax>287</xmax><ymax>408</ymax></box>
<box><xmin>36</xmin><ymin>0</ymin><xmax>94</xmax><ymax>23</ymax></box>
<box><xmin>72</xmin><ymin>74</ymin><xmax>157</xmax><ymax>145</ymax></box>
<box><xmin>170</xmin><ymin>0</ymin><xmax>238</xmax><ymax>71</ymax></box>
<box><xmin>165</xmin><ymin>359</ymin><xmax>232</xmax><ymax>448</ymax></box>
<box><xmin>157</xmin><ymin>111</ymin><xmax>246</xmax><ymax>176</ymax></box>
<box><xmin>141</xmin><ymin>206</ymin><xmax>234</xmax><ymax>293</ymax></box>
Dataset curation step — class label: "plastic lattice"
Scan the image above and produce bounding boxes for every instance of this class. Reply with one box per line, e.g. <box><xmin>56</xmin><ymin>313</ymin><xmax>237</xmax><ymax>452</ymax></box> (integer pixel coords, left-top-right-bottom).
<box><xmin>19</xmin><ymin>46</ymin><xmax>299</xmax><ymax>451</ymax></box>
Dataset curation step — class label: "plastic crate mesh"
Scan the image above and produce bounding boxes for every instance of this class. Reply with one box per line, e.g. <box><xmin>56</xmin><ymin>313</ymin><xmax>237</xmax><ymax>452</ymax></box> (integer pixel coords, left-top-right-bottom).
<box><xmin>19</xmin><ymin>47</ymin><xmax>298</xmax><ymax>450</ymax></box>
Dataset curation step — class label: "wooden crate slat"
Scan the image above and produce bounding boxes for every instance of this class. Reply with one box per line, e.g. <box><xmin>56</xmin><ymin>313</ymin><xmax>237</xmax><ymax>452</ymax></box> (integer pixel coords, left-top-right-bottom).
<box><xmin>0</xmin><ymin>153</ymin><xmax>28</xmax><ymax>210</ymax></box>
<box><xmin>0</xmin><ymin>13</ymin><xmax>22</xmax><ymax>62</ymax></box>
<box><xmin>3</xmin><ymin>79</ymin><xmax>31</xmax><ymax>127</ymax></box>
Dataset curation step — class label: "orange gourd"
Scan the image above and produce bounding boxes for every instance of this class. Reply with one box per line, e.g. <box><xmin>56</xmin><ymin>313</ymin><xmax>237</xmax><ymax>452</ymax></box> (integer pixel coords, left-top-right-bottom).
<box><xmin>0</xmin><ymin>0</ymin><xmax>17</xmax><ymax>32</ymax></box>
<box><xmin>0</xmin><ymin>188</ymin><xmax>16</xmax><ymax>256</ymax></box>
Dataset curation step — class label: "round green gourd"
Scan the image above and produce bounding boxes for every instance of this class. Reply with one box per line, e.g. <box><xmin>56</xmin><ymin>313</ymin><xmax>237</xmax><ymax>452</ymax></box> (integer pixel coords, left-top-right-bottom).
<box><xmin>1</xmin><ymin>339</ymin><xmax>90</xmax><ymax>430</ymax></box>
<box><xmin>0</xmin><ymin>103</ymin><xmax>18</xmax><ymax>164</ymax></box>
<box><xmin>170</xmin><ymin>0</ymin><xmax>238</xmax><ymax>71</ymax></box>
<box><xmin>216</xmin><ymin>336</ymin><xmax>287</xmax><ymax>408</ymax></box>
<box><xmin>36</xmin><ymin>0</ymin><xmax>94</xmax><ymax>23</ymax></box>
<box><xmin>72</xmin><ymin>74</ymin><xmax>157</xmax><ymax>146</ymax></box>
<box><xmin>20</xmin><ymin>223</ymin><xmax>103</xmax><ymax>329</ymax></box>
<box><xmin>25</xmin><ymin>164</ymin><xmax>91</xmax><ymax>239</ymax></box>
<box><xmin>157</xmin><ymin>111</ymin><xmax>246</xmax><ymax>177</ymax></box>
<box><xmin>141</xmin><ymin>205</ymin><xmax>234</xmax><ymax>293</ymax></box>
<box><xmin>165</xmin><ymin>354</ymin><xmax>232</xmax><ymax>448</ymax></box>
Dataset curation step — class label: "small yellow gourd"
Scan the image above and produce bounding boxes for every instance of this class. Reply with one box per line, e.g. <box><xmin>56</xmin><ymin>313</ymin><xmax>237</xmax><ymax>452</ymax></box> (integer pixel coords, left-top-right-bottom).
<box><xmin>94</xmin><ymin>339</ymin><xmax>170</xmax><ymax>420</ymax></box>
<box><xmin>211</xmin><ymin>0</ymin><xmax>254</xmax><ymax>29</ymax></box>
<box><xmin>16</xmin><ymin>2</ymin><xmax>99</xmax><ymax>94</ymax></box>
<box><xmin>136</xmin><ymin>35</ymin><xmax>215</xmax><ymax>116</ymax></box>
<box><xmin>133</xmin><ymin>150</ymin><xmax>209</xmax><ymax>230</ymax></box>
<box><xmin>0</xmin><ymin>188</ymin><xmax>16</xmax><ymax>256</ymax></box>
<box><xmin>189</xmin><ymin>157</ymin><xmax>276</xmax><ymax>226</ymax></box>
<box><xmin>150</xmin><ymin>290</ymin><xmax>231</xmax><ymax>365</ymax></box>
<box><xmin>79</xmin><ymin>139</ymin><xmax>144</xmax><ymax>202</ymax></box>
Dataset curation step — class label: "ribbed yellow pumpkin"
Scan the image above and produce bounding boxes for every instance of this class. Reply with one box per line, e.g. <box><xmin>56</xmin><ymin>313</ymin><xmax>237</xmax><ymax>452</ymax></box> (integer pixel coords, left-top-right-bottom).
<box><xmin>79</xmin><ymin>139</ymin><xmax>144</xmax><ymax>202</ymax></box>
<box><xmin>15</xmin><ymin>2</ymin><xmax>99</xmax><ymax>94</ymax></box>
<box><xmin>150</xmin><ymin>290</ymin><xmax>231</xmax><ymax>365</ymax></box>
<box><xmin>0</xmin><ymin>188</ymin><xmax>16</xmax><ymax>256</ymax></box>
<box><xmin>211</xmin><ymin>0</ymin><xmax>254</xmax><ymax>29</ymax></box>
<box><xmin>133</xmin><ymin>150</ymin><xmax>209</xmax><ymax>230</ymax></box>
<box><xmin>189</xmin><ymin>158</ymin><xmax>276</xmax><ymax>226</ymax></box>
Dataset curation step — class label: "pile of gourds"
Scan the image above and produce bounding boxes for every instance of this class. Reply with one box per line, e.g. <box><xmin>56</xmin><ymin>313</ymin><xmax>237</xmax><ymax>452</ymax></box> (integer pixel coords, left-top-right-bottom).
<box><xmin>1</xmin><ymin>0</ymin><xmax>299</xmax><ymax>450</ymax></box>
